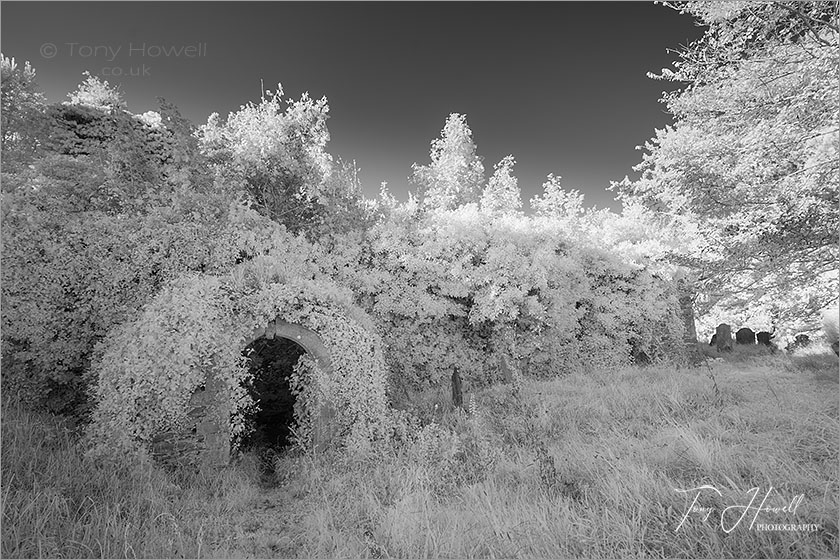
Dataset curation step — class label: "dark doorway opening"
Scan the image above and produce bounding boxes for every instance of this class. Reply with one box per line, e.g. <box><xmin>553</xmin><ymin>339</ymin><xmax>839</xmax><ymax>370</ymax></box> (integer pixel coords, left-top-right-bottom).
<box><xmin>240</xmin><ymin>337</ymin><xmax>305</xmax><ymax>477</ymax></box>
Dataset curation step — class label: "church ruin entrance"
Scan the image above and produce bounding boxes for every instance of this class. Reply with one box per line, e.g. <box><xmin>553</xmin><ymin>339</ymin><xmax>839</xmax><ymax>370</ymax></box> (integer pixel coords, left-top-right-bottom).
<box><xmin>239</xmin><ymin>336</ymin><xmax>305</xmax><ymax>469</ymax></box>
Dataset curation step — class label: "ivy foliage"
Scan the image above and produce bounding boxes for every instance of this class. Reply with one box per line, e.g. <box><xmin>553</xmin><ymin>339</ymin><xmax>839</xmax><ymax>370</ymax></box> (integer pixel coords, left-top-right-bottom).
<box><xmin>0</xmin><ymin>68</ymin><xmax>292</xmax><ymax>416</ymax></box>
<box><xmin>351</xmin><ymin>202</ymin><xmax>685</xmax><ymax>394</ymax></box>
<box><xmin>3</xmin><ymin>60</ymin><xmax>689</xmax><ymax>463</ymax></box>
<box><xmin>1</xmin><ymin>69</ymin><xmax>304</xmax><ymax>417</ymax></box>
<box><xmin>1</xmin><ymin>179</ymin><xmax>289</xmax><ymax>414</ymax></box>
<box><xmin>86</xmin><ymin>257</ymin><xmax>389</xmax><ymax>459</ymax></box>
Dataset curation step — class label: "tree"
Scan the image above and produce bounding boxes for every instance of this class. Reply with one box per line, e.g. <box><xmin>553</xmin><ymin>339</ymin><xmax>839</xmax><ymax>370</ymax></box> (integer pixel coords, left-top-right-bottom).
<box><xmin>316</xmin><ymin>157</ymin><xmax>378</xmax><ymax>238</ymax></box>
<box><xmin>65</xmin><ymin>71</ymin><xmax>126</xmax><ymax>111</ymax></box>
<box><xmin>530</xmin><ymin>174</ymin><xmax>586</xmax><ymax>219</ymax></box>
<box><xmin>198</xmin><ymin>85</ymin><xmax>336</xmax><ymax>236</ymax></box>
<box><xmin>616</xmin><ymin>1</ymin><xmax>839</xmax><ymax>328</ymax></box>
<box><xmin>480</xmin><ymin>155</ymin><xmax>522</xmax><ymax>216</ymax></box>
<box><xmin>1</xmin><ymin>55</ymin><xmax>48</xmax><ymax>172</ymax></box>
<box><xmin>411</xmin><ymin>113</ymin><xmax>485</xmax><ymax>212</ymax></box>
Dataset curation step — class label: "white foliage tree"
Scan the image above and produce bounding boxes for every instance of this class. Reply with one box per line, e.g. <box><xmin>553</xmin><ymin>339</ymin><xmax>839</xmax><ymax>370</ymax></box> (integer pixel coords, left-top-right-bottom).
<box><xmin>1</xmin><ymin>54</ymin><xmax>48</xmax><ymax>170</ymax></box>
<box><xmin>530</xmin><ymin>173</ymin><xmax>585</xmax><ymax>219</ymax></box>
<box><xmin>616</xmin><ymin>1</ymin><xmax>839</xmax><ymax>328</ymax></box>
<box><xmin>480</xmin><ymin>155</ymin><xmax>522</xmax><ymax>217</ymax></box>
<box><xmin>198</xmin><ymin>85</ymin><xmax>335</xmax><ymax>235</ymax></box>
<box><xmin>65</xmin><ymin>71</ymin><xmax>126</xmax><ymax>112</ymax></box>
<box><xmin>411</xmin><ymin>113</ymin><xmax>485</xmax><ymax>212</ymax></box>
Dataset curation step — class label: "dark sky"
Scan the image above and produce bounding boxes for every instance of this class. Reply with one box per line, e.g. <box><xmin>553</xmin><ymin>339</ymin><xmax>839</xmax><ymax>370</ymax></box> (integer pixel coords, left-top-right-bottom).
<box><xmin>1</xmin><ymin>1</ymin><xmax>705</xmax><ymax>210</ymax></box>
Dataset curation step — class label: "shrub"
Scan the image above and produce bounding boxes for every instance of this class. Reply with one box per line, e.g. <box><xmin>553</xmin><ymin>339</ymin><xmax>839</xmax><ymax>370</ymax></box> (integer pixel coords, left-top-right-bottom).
<box><xmin>359</xmin><ymin>204</ymin><xmax>686</xmax><ymax>391</ymax></box>
<box><xmin>1</xmin><ymin>175</ymin><xmax>288</xmax><ymax>417</ymax></box>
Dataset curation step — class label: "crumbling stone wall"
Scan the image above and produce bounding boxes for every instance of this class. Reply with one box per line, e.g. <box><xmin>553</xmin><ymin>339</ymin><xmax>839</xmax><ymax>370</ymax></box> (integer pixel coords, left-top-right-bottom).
<box><xmin>150</xmin><ymin>376</ymin><xmax>228</xmax><ymax>468</ymax></box>
<box><xmin>87</xmin><ymin>271</ymin><xmax>390</xmax><ymax>470</ymax></box>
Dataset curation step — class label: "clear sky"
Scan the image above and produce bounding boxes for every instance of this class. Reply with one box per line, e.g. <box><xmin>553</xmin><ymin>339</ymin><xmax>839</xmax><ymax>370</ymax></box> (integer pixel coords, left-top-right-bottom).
<box><xmin>1</xmin><ymin>1</ymin><xmax>705</xmax><ymax>211</ymax></box>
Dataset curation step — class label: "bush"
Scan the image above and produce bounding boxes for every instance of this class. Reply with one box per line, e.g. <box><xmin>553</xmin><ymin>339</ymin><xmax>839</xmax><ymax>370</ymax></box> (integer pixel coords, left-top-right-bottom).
<box><xmin>360</xmin><ymin>205</ymin><xmax>686</xmax><ymax>391</ymax></box>
<box><xmin>1</xmin><ymin>175</ymin><xmax>288</xmax><ymax>417</ymax></box>
<box><xmin>404</xmin><ymin>416</ymin><xmax>499</xmax><ymax>500</ymax></box>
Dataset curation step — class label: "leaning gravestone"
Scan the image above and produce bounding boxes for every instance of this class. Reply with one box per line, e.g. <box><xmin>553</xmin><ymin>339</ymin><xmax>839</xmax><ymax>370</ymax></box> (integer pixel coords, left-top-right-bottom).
<box><xmin>671</xmin><ymin>271</ymin><xmax>703</xmax><ymax>365</ymax></box>
<box><xmin>678</xmin><ymin>286</ymin><xmax>703</xmax><ymax>365</ymax></box>
<box><xmin>715</xmin><ymin>323</ymin><xmax>733</xmax><ymax>352</ymax></box>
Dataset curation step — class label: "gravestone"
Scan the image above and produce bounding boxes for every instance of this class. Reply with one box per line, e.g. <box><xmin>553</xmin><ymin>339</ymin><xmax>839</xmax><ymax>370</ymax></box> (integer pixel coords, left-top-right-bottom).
<box><xmin>715</xmin><ymin>323</ymin><xmax>733</xmax><ymax>353</ymax></box>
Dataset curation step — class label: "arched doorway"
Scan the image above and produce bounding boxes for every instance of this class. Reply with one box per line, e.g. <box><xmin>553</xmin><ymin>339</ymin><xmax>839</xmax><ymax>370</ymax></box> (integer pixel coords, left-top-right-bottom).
<box><xmin>236</xmin><ymin>318</ymin><xmax>337</xmax><ymax>457</ymax></box>
<box><xmin>90</xmin><ymin>277</ymin><xmax>390</xmax><ymax>472</ymax></box>
<box><xmin>186</xmin><ymin>311</ymin><xmax>389</xmax><ymax>469</ymax></box>
<box><xmin>239</xmin><ymin>336</ymin><xmax>305</xmax><ymax>460</ymax></box>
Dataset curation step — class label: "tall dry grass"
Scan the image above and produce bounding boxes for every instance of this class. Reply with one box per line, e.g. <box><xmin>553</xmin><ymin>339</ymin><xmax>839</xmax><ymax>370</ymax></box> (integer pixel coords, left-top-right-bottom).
<box><xmin>2</xmin><ymin>349</ymin><xmax>838</xmax><ymax>558</ymax></box>
<box><xmin>0</xmin><ymin>397</ymin><xmax>263</xmax><ymax>558</ymax></box>
<box><xmin>283</xmin><ymin>357</ymin><xmax>837</xmax><ymax>559</ymax></box>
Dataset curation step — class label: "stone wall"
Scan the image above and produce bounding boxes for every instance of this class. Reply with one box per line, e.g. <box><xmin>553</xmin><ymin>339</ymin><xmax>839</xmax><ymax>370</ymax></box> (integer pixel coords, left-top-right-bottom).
<box><xmin>150</xmin><ymin>376</ymin><xmax>228</xmax><ymax>469</ymax></box>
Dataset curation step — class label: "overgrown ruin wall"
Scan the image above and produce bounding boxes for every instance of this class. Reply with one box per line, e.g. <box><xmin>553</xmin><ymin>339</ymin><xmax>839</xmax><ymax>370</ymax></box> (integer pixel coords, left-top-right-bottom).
<box><xmin>87</xmin><ymin>273</ymin><xmax>390</xmax><ymax>470</ymax></box>
<box><xmin>149</xmin><ymin>318</ymin><xmax>338</xmax><ymax>469</ymax></box>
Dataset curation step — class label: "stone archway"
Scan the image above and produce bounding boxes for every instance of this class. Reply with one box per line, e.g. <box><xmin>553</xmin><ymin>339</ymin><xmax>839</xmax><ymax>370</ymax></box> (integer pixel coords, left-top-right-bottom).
<box><xmin>194</xmin><ymin>318</ymin><xmax>338</xmax><ymax>468</ymax></box>
<box><xmin>93</xmin><ymin>274</ymin><xmax>389</xmax><ymax>473</ymax></box>
<box><xmin>245</xmin><ymin>319</ymin><xmax>338</xmax><ymax>450</ymax></box>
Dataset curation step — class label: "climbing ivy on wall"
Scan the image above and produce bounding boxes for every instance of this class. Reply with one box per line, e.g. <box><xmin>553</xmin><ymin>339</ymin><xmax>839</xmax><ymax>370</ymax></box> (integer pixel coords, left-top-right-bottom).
<box><xmin>86</xmin><ymin>274</ymin><xmax>245</xmax><ymax>457</ymax></box>
<box><xmin>86</xmin><ymin>256</ymin><xmax>389</xmax><ymax>461</ymax></box>
<box><xmin>234</xmin><ymin>274</ymin><xmax>389</xmax><ymax>451</ymax></box>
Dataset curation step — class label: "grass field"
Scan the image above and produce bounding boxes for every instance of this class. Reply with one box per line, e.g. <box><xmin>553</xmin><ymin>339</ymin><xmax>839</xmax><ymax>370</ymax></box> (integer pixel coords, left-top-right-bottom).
<box><xmin>2</xmin><ymin>346</ymin><xmax>838</xmax><ymax>558</ymax></box>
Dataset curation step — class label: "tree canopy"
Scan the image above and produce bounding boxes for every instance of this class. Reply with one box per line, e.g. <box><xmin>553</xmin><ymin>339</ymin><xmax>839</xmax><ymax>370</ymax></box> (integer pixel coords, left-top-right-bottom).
<box><xmin>615</xmin><ymin>0</ymin><xmax>839</xmax><ymax>329</ymax></box>
<box><xmin>411</xmin><ymin>113</ymin><xmax>485</xmax><ymax>212</ymax></box>
<box><xmin>197</xmin><ymin>86</ymin><xmax>371</xmax><ymax>238</ymax></box>
<box><xmin>1</xmin><ymin>55</ymin><xmax>48</xmax><ymax>172</ymax></box>
<box><xmin>480</xmin><ymin>155</ymin><xmax>523</xmax><ymax>217</ymax></box>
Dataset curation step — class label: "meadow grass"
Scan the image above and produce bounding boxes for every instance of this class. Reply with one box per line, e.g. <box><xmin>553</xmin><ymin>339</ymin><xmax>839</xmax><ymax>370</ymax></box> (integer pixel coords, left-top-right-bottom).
<box><xmin>0</xmin><ymin>397</ymin><xmax>265</xmax><ymax>558</ymax></box>
<box><xmin>2</xmin><ymin>349</ymin><xmax>837</xmax><ymax>558</ymax></box>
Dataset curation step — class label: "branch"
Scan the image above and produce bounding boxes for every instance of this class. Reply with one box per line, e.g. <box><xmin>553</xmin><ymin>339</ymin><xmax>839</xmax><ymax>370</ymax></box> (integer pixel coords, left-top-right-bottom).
<box><xmin>773</xmin><ymin>1</ymin><xmax>839</xmax><ymax>44</ymax></box>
